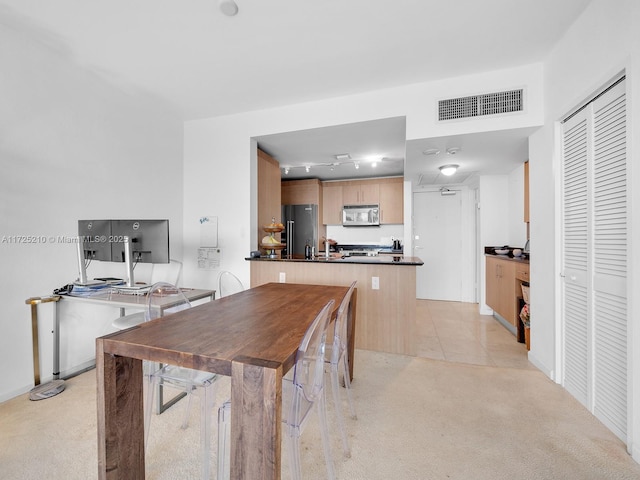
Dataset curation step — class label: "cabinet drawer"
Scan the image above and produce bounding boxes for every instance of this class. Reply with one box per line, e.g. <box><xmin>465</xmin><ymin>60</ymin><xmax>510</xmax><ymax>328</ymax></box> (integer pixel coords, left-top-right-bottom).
<box><xmin>515</xmin><ymin>264</ymin><xmax>530</xmax><ymax>282</ymax></box>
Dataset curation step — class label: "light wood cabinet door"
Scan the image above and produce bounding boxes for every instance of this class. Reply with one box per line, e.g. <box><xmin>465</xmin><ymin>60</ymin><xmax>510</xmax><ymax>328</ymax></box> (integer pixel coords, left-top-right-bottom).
<box><xmin>322</xmin><ymin>183</ymin><xmax>343</xmax><ymax>225</ymax></box>
<box><xmin>257</xmin><ymin>150</ymin><xmax>282</xmax><ymax>246</ymax></box>
<box><xmin>379</xmin><ymin>179</ymin><xmax>403</xmax><ymax>224</ymax></box>
<box><xmin>524</xmin><ymin>160</ymin><xmax>530</xmax><ymax>223</ymax></box>
<box><xmin>281</xmin><ymin>179</ymin><xmax>321</xmax><ymax>205</ymax></box>
<box><xmin>485</xmin><ymin>256</ymin><xmax>517</xmax><ymax>326</ymax></box>
<box><xmin>359</xmin><ymin>182</ymin><xmax>379</xmax><ymax>204</ymax></box>
<box><xmin>342</xmin><ymin>184</ymin><xmax>361</xmax><ymax>205</ymax></box>
<box><xmin>343</xmin><ymin>181</ymin><xmax>379</xmax><ymax>205</ymax></box>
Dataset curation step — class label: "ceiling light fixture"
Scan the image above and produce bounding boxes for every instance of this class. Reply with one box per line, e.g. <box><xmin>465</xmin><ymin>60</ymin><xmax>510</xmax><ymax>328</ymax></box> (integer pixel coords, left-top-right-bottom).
<box><xmin>219</xmin><ymin>0</ymin><xmax>239</xmax><ymax>16</ymax></box>
<box><xmin>305</xmin><ymin>165</ymin><xmax>310</xmax><ymax>173</ymax></box>
<box><xmin>439</xmin><ymin>164</ymin><xmax>459</xmax><ymax>176</ymax></box>
<box><xmin>284</xmin><ymin>167</ymin><xmax>289</xmax><ymax>175</ymax></box>
<box><xmin>446</xmin><ymin>147</ymin><xmax>461</xmax><ymax>155</ymax></box>
<box><xmin>334</xmin><ymin>153</ymin><xmax>351</xmax><ymax>161</ymax></box>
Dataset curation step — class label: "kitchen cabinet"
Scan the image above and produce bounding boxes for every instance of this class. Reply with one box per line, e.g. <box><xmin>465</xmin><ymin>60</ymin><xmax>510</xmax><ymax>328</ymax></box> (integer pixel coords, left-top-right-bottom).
<box><xmin>486</xmin><ymin>255</ymin><xmax>519</xmax><ymax>327</ymax></box>
<box><xmin>322</xmin><ymin>182</ymin><xmax>343</xmax><ymax>225</ymax></box>
<box><xmin>524</xmin><ymin>160</ymin><xmax>530</xmax><ymax>223</ymax></box>
<box><xmin>281</xmin><ymin>179</ymin><xmax>322</xmax><ymax>205</ymax></box>
<box><xmin>343</xmin><ymin>181</ymin><xmax>379</xmax><ymax>205</ymax></box>
<box><xmin>379</xmin><ymin>178</ymin><xmax>404</xmax><ymax>224</ymax></box>
<box><xmin>257</xmin><ymin>149</ymin><xmax>282</xmax><ymax>246</ymax></box>
<box><xmin>321</xmin><ymin>177</ymin><xmax>403</xmax><ymax>225</ymax></box>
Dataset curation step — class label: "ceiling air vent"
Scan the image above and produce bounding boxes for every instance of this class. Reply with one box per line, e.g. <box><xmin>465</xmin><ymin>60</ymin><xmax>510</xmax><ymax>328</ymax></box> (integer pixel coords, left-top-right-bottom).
<box><xmin>438</xmin><ymin>89</ymin><xmax>523</xmax><ymax>121</ymax></box>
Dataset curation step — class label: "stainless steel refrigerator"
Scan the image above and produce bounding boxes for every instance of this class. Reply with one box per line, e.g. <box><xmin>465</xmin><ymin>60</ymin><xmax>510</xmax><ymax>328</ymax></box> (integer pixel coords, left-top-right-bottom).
<box><xmin>281</xmin><ymin>204</ymin><xmax>318</xmax><ymax>258</ymax></box>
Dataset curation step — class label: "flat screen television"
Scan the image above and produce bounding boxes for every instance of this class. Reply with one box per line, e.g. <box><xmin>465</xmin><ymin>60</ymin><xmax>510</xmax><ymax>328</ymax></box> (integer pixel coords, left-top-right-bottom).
<box><xmin>77</xmin><ymin>220</ymin><xmax>112</xmax><ymax>261</ymax></box>
<box><xmin>110</xmin><ymin>219</ymin><xmax>170</xmax><ymax>264</ymax></box>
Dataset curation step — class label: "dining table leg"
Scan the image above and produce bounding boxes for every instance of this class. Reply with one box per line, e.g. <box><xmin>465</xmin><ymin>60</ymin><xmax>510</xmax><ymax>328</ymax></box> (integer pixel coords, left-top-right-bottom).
<box><xmin>96</xmin><ymin>338</ymin><xmax>145</xmax><ymax>480</ymax></box>
<box><xmin>231</xmin><ymin>356</ymin><xmax>283</xmax><ymax>480</ymax></box>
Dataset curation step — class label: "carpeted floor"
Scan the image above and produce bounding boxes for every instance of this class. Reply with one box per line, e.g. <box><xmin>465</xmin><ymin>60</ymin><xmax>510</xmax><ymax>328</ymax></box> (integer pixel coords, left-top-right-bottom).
<box><xmin>1</xmin><ymin>349</ymin><xmax>639</xmax><ymax>479</ymax></box>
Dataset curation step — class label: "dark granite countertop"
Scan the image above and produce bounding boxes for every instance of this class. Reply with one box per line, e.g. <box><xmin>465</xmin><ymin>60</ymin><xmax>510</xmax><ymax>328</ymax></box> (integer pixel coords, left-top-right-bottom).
<box><xmin>485</xmin><ymin>253</ymin><xmax>530</xmax><ymax>264</ymax></box>
<box><xmin>246</xmin><ymin>255</ymin><xmax>424</xmax><ymax>266</ymax></box>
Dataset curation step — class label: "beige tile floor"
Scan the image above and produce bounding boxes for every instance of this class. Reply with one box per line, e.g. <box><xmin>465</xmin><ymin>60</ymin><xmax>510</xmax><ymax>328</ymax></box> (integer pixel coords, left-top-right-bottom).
<box><xmin>416</xmin><ymin>299</ymin><xmax>535</xmax><ymax>369</ymax></box>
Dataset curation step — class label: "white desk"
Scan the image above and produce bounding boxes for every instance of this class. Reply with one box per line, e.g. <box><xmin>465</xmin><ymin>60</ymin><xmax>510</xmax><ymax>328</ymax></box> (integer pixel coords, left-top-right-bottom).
<box><xmin>63</xmin><ymin>288</ymin><xmax>215</xmax><ymax>411</ymax></box>
<box><xmin>26</xmin><ymin>288</ymin><xmax>214</xmax><ymax>409</ymax></box>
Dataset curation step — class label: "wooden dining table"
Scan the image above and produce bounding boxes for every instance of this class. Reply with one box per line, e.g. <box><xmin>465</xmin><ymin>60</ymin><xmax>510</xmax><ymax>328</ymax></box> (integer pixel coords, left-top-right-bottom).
<box><xmin>96</xmin><ymin>282</ymin><xmax>356</xmax><ymax>479</ymax></box>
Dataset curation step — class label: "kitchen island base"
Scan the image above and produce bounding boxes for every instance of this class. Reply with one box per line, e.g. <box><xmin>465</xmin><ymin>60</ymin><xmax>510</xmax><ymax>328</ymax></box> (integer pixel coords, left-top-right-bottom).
<box><xmin>249</xmin><ymin>259</ymin><xmax>418</xmax><ymax>356</ymax></box>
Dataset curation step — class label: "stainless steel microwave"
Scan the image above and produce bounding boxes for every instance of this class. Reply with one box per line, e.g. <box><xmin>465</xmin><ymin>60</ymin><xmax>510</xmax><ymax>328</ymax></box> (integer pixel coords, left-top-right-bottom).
<box><xmin>342</xmin><ymin>204</ymin><xmax>380</xmax><ymax>226</ymax></box>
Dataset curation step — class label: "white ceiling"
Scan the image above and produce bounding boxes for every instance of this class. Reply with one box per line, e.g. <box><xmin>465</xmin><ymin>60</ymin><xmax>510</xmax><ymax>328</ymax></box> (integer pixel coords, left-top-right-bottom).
<box><xmin>1</xmin><ymin>0</ymin><xmax>592</xmax><ymax>184</ymax></box>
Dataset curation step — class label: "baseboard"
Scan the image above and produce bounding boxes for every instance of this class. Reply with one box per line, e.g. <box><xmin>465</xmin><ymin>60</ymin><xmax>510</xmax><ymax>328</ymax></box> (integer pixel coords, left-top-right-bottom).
<box><xmin>60</xmin><ymin>359</ymin><xmax>96</xmax><ymax>380</ymax></box>
<box><xmin>632</xmin><ymin>443</ymin><xmax>640</xmax><ymax>464</ymax></box>
<box><xmin>0</xmin><ymin>383</ymin><xmax>34</xmax><ymax>403</ymax></box>
<box><xmin>527</xmin><ymin>351</ymin><xmax>555</xmax><ymax>381</ymax></box>
<box><xmin>492</xmin><ymin>312</ymin><xmax>517</xmax><ymax>336</ymax></box>
<box><xmin>2</xmin><ymin>360</ymin><xmax>98</xmax><ymax>403</ymax></box>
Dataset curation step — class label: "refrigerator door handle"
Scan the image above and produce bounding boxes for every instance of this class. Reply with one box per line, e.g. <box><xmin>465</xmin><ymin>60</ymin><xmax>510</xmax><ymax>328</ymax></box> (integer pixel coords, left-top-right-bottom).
<box><xmin>286</xmin><ymin>220</ymin><xmax>294</xmax><ymax>258</ymax></box>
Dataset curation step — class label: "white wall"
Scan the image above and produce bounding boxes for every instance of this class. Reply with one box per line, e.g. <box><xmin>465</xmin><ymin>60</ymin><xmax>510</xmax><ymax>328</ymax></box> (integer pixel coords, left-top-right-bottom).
<box><xmin>528</xmin><ymin>0</ymin><xmax>640</xmax><ymax>460</ymax></box>
<box><xmin>508</xmin><ymin>163</ymin><xmax>528</xmax><ymax>249</ymax></box>
<box><xmin>182</xmin><ymin>64</ymin><xmax>545</xmax><ymax>292</ymax></box>
<box><xmin>325</xmin><ymin>225</ymin><xmax>404</xmax><ymax>247</ymax></box>
<box><xmin>477</xmin><ymin>175</ymin><xmax>510</xmax><ymax>314</ymax></box>
<box><xmin>0</xmin><ymin>19</ymin><xmax>184</xmax><ymax>401</ymax></box>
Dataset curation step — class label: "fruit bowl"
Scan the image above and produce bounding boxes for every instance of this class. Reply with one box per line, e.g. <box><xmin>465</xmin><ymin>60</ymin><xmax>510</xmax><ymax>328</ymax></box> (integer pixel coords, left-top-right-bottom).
<box><xmin>263</xmin><ymin>225</ymin><xmax>284</xmax><ymax>233</ymax></box>
<box><xmin>261</xmin><ymin>242</ymin><xmax>285</xmax><ymax>250</ymax></box>
<box><xmin>494</xmin><ymin>248</ymin><xmax>510</xmax><ymax>255</ymax></box>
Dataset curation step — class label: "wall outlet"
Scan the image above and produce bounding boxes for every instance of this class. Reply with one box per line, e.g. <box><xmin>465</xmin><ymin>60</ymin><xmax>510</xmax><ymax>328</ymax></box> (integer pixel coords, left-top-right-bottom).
<box><xmin>279</xmin><ymin>272</ymin><xmax>286</xmax><ymax>283</ymax></box>
<box><xmin>372</xmin><ymin>276</ymin><xmax>379</xmax><ymax>290</ymax></box>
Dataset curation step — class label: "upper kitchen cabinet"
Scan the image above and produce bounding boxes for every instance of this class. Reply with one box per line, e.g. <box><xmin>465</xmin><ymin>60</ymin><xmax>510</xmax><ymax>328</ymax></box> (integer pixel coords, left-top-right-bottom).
<box><xmin>379</xmin><ymin>177</ymin><xmax>404</xmax><ymax>224</ymax></box>
<box><xmin>322</xmin><ymin>182</ymin><xmax>343</xmax><ymax>225</ymax></box>
<box><xmin>321</xmin><ymin>177</ymin><xmax>404</xmax><ymax>225</ymax></box>
<box><xmin>281</xmin><ymin>178</ymin><xmax>323</xmax><ymax>206</ymax></box>
<box><xmin>343</xmin><ymin>180</ymin><xmax>379</xmax><ymax>205</ymax></box>
<box><xmin>258</xmin><ymin>149</ymin><xmax>282</xmax><ymax>244</ymax></box>
<box><xmin>524</xmin><ymin>160</ymin><xmax>530</xmax><ymax>223</ymax></box>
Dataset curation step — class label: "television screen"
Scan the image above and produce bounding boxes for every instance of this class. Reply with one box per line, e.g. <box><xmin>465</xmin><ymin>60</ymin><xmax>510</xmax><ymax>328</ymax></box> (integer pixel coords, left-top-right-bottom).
<box><xmin>110</xmin><ymin>219</ymin><xmax>170</xmax><ymax>264</ymax></box>
<box><xmin>77</xmin><ymin>220</ymin><xmax>112</xmax><ymax>262</ymax></box>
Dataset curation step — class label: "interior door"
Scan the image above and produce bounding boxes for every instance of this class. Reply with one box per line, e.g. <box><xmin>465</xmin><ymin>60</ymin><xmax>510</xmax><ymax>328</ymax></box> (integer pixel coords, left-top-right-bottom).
<box><xmin>561</xmin><ymin>77</ymin><xmax>628</xmax><ymax>443</ymax></box>
<box><xmin>413</xmin><ymin>191</ymin><xmax>462</xmax><ymax>300</ymax></box>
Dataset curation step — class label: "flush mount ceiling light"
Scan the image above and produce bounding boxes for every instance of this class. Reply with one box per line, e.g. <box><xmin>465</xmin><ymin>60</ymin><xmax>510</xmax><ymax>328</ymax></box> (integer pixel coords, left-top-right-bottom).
<box><xmin>219</xmin><ymin>0</ymin><xmax>239</xmax><ymax>16</ymax></box>
<box><xmin>439</xmin><ymin>164</ymin><xmax>459</xmax><ymax>176</ymax></box>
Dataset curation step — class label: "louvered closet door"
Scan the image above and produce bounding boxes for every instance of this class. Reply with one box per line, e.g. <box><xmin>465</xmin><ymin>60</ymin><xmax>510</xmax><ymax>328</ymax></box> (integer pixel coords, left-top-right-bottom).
<box><xmin>591</xmin><ymin>81</ymin><xmax>627</xmax><ymax>441</ymax></box>
<box><xmin>561</xmin><ymin>78</ymin><xmax>628</xmax><ymax>443</ymax></box>
<box><xmin>562</xmin><ymin>108</ymin><xmax>591</xmax><ymax>407</ymax></box>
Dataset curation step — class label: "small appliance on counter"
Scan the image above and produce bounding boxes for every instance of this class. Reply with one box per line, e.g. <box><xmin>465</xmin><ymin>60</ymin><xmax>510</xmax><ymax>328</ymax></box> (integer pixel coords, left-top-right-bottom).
<box><xmin>484</xmin><ymin>245</ymin><xmax>529</xmax><ymax>258</ymax></box>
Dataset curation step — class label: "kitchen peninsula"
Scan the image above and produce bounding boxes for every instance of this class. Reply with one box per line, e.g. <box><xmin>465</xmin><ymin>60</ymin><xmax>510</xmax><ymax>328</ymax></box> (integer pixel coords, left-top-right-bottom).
<box><xmin>247</xmin><ymin>254</ymin><xmax>423</xmax><ymax>356</ymax></box>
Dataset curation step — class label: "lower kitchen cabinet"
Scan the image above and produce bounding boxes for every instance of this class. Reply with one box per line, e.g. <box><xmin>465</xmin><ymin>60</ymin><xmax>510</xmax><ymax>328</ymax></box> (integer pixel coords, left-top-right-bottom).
<box><xmin>486</xmin><ymin>255</ymin><xmax>529</xmax><ymax>328</ymax></box>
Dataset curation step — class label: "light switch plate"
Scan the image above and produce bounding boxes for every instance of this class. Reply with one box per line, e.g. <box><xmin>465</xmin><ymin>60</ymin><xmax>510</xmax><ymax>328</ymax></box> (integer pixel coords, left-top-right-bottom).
<box><xmin>372</xmin><ymin>276</ymin><xmax>379</xmax><ymax>290</ymax></box>
<box><xmin>279</xmin><ymin>272</ymin><xmax>286</xmax><ymax>283</ymax></box>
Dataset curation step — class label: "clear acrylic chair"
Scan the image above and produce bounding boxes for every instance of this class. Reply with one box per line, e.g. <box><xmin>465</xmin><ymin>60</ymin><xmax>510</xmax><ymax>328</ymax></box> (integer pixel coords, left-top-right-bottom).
<box><xmin>325</xmin><ymin>281</ymin><xmax>358</xmax><ymax>458</ymax></box>
<box><xmin>217</xmin><ymin>270</ymin><xmax>244</xmax><ymax>298</ymax></box>
<box><xmin>143</xmin><ymin>281</ymin><xmax>221</xmax><ymax>480</ymax></box>
<box><xmin>217</xmin><ymin>299</ymin><xmax>336</xmax><ymax>480</ymax></box>
<box><xmin>111</xmin><ymin>259</ymin><xmax>183</xmax><ymax>330</ymax></box>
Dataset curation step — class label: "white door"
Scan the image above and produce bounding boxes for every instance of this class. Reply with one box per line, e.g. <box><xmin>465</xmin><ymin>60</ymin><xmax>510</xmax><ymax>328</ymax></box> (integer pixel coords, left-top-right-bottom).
<box><xmin>414</xmin><ymin>191</ymin><xmax>462</xmax><ymax>301</ymax></box>
<box><xmin>561</xmin><ymin>77</ymin><xmax>628</xmax><ymax>443</ymax></box>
